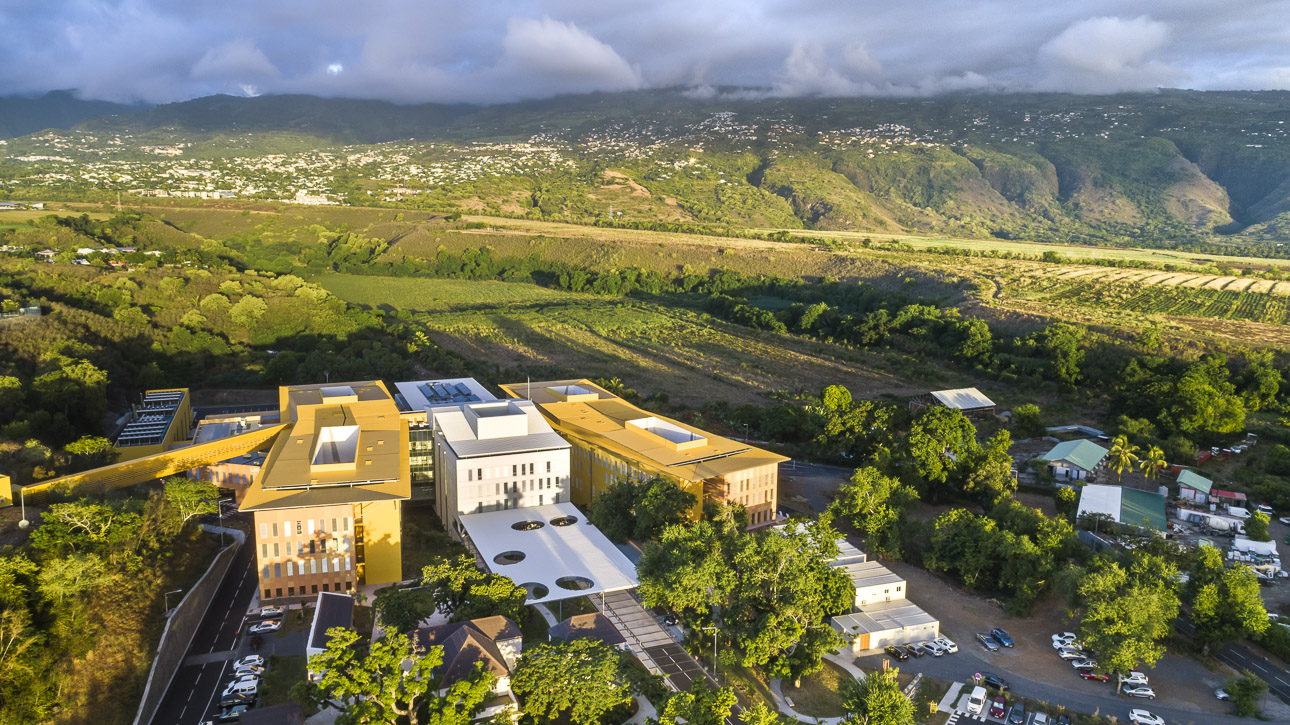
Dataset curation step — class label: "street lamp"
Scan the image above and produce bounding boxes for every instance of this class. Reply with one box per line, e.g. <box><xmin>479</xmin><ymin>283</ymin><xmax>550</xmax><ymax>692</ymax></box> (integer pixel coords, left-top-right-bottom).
<box><xmin>18</xmin><ymin>487</ymin><xmax>28</xmax><ymax>529</ymax></box>
<box><xmin>743</xmin><ymin>424</ymin><xmax>749</xmax><ymax>443</ymax></box>
<box><xmin>702</xmin><ymin>625</ymin><xmax>720</xmax><ymax>684</ymax></box>
<box><xmin>164</xmin><ymin>589</ymin><xmax>183</xmax><ymax>614</ymax></box>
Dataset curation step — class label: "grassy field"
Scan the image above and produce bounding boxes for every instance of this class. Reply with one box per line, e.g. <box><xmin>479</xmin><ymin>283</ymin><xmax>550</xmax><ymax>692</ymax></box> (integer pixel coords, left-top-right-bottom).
<box><xmin>258</xmin><ymin>654</ymin><xmax>308</xmax><ymax>710</ymax></box>
<box><xmin>319</xmin><ymin>274</ymin><xmax>934</xmax><ymax>405</ymax></box>
<box><xmin>781</xmin><ymin>660</ymin><xmax>849</xmax><ymax>717</ymax></box>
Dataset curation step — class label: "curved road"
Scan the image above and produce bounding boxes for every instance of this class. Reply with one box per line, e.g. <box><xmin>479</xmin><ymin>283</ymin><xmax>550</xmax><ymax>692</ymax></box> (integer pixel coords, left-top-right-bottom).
<box><xmin>151</xmin><ymin>539</ymin><xmax>258</xmax><ymax>725</ymax></box>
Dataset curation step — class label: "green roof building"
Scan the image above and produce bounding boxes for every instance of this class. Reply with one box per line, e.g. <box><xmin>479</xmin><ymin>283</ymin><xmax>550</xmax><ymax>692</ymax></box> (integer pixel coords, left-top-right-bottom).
<box><xmin>1176</xmin><ymin>469</ymin><xmax>1213</xmax><ymax>503</ymax></box>
<box><xmin>1040</xmin><ymin>439</ymin><xmax>1109</xmax><ymax>481</ymax></box>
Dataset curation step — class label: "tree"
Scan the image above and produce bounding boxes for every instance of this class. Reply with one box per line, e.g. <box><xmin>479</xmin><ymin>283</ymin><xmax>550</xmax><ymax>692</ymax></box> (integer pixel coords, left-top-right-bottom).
<box><xmin>229</xmin><ymin>295</ymin><xmax>268</xmax><ymax>327</ymax></box>
<box><xmin>1191</xmin><ymin>565</ymin><xmax>1268</xmax><ymax>650</ymax></box>
<box><xmin>63</xmin><ymin>435</ymin><xmax>117</xmax><ymax>468</ymax></box>
<box><xmin>37</xmin><ymin>554</ymin><xmax>110</xmax><ymax>604</ymax></box>
<box><xmin>587</xmin><ymin>478</ymin><xmax>637</xmax><ymax>544</ymax></box>
<box><xmin>633</xmin><ymin>477</ymin><xmax>697</xmax><ymax>540</ymax></box>
<box><xmin>1012</xmin><ymin>403</ymin><xmax>1044</xmax><ymax>438</ymax></box>
<box><xmin>1069</xmin><ymin>553</ymin><xmax>1180</xmax><ymax>677</ymax></box>
<box><xmin>1037</xmin><ymin>323</ymin><xmax>1085</xmax><ymax>389</ymax></box>
<box><xmin>199</xmin><ymin>293</ymin><xmax>231</xmax><ymax>314</ymax></box>
<box><xmin>1171</xmin><ymin>355</ymin><xmax>1247</xmax><ymax>436</ymax></box>
<box><xmin>959</xmin><ymin>430</ymin><xmax>1016</xmax><ymax>505</ymax></box>
<box><xmin>1247</xmin><ymin>512</ymin><xmax>1271</xmax><ymax>542</ymax></box>
<box><xmin>299</xmin><ymin>626</ymin><xmax>495</xmax><ymax>725</ymax></box>
<box><xmin>1138</xmin><ymin>445</ymin><xmax>1167</xmax><ymax>480</ymax></box>
<box><xmin>421</xmin><ymin>555</ymin><xmax>527</xmax><ymax>623</ymax></box>
<box><xmin>657</xmin><ymin>681</ymin><xmax>737</xmax><ymax>725</ymax></box>
<box><xmin>738</xmin><ymin>702</ymin><xmax>781</xmax><ymax>725</ymax></box>
<box><xmin>904</xmin><ymin>406</ymin><xmax>977</xmax><ymax>495</ymax></box>
<box><xmin>842</xmin><ymin>667</ymin><xmax>913</xmax><ymax>725</ymax></box>
<box><xmin>511</xmin><ymin>639</ymin><xmax>631</xmax><ymax>725</ymax></box>
<box><xmin>373</xmin><ymin>588</ymin><xmax>435</xmax><ymax>634</ymax></box>
<box><xmin>1225</xmin><ymin>670</ymin><xmax>1268</xmax><ymax>717</ymax></box>
<box><xmin>1108</xmin><ymin>435</ymin><xmax>1140</xmax><ymax>483</ymax></box>
<box><xmin>637</xmin><ymin>520</ymin><xmax>733</xmax><ymax>619</ymax></box>
<box><xmin>821</xmin><ymin>384</ymin><xmax>852</xmax><ymax>411</ymax></box>
<box><xmin>162</xmin><ymin>477</ymin><xmax>219</xmax><ymax>528</ymax></box>
<box><xmin>828</xmin><ymin>466</ymin><xmax>917</xmax><ymax>557</ymax></box>
<box><xmin>32</xmin><ymin>359</ymin><xmax>108</xmax><ymax>423</ymax></box>
<box><xmin>0</xmin><ymin>375</ymin><xmax>24</xmax><ymax>419</ymax></box>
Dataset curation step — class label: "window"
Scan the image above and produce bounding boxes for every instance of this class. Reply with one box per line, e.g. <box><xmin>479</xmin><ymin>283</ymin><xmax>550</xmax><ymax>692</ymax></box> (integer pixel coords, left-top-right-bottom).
<box><xmin>323</xmin><ymin>583</ymin><xmax>330</xmax><ymax>592</ymax></box>
<box><xmin>288</xmin><ymin>586</ymin><xmax>295</xmax><ymax>596</ymax></box>
<box><xmin>539</xmin><ymin>494</ymin><xmax>544</xmax><ymax>505</ymax></box>
<box><xmin>496</xmin><ymin>483</ymin><xmax>501</xmax><ymax>495</ymax></box>
<box><xmin>287</xmin><ymin>561</ymin><xmax>294</xmax><ymax>576</ymax></box>
<box><xmin>298</xmin><ymin>541</ymin><xmax>304</xmax><ymax>556</ymax></box>
<box><xmin>309</xmin><ymin>541</ymin><xmax>316</xmax><ymax>554</ymax></box>
<box><xmin>271</xmin><ymin>522</ymin><xmax>279</xmax><ymax>537</ymax></box>
<box><xmin>476</xmin><ymin>468</ymin><xmax>482</xmax><ymax>480</ymax></box>
<box><xmin>477</xmin><ymin>502</ymin><xmax>483</xmax><ymax>513</ymax></box>
<box><xmin>346</xmin><ymin>581</ymin><xmax>353</xmax><ymax>591</ymax></box>
<box><xmin>344</xmin><ymin>557</ymin><xmax>351</xmax><ymax>571</ymax></box>
<box><xmin>310</xmin><ymin>560</ymin><xmax>317</xmax><ymax>574</ymax></box>
<box><xmin>343</xmin><ymin>517</ymin><xmax>350</xmax><ymax>532</ymax></box>
<box><xmin>273</xmin><ymin>543</ymin><xmax>279</xmax><ymax>557</ymax></box>
<box><xmin>259</xmin><ymin>523</ymin><xmax>267</xmax><ymax>538</ymax></box>
<box><xmin>264</xmin><ymin>588</ymin><xmax>272</xmax><ymax>599</ymax></box>
<box><xmin>308</xmin><ymin>520</ymin><xmax>315</xmax><ymax>535</ymax></box>
<box><xmin>311</xmin><ymin>584</ymin><xmax>318</xmax><ymax>594</ymax></box>
<box><xmin>261</xmin><ymin>544</ymin><xmax>268</xmax><ymax>559</ymax></box>
<box><xmin>333</xmin><ymin>557</ymin><xmax>340</xmax><ymax>572</ymax></box>
<box><xmin>512</xmin><ymin>465</ymin><xmax>517</xmax><ymax>476</ymax></box>
<box><xmin>296</xmin><ymin>520</ymin><xmax>302</xmax><ymax>535</ymax></box>
<box><xmin>468</xmin><ymin>469</ymin><xmax>473</xmax><ymax>481</ymax></box>
<box><xmin>546</xmin><ymin>461</ymin><xmax>551</xmax><ymax>473</ymax></box>
<box><xmin>319</xmin><ymin>519</ymin><xmax>326</xmax><ymax>533</ymax></box>
<box><xmin>321</xmin><ymin>558</ymin><xmax>328</xmax><ymax>574</ymax></box>
<box><xmin>262</xmin><ymin>565</ymin><xmax>270</xmax><ymax>579</ymax></box>
<box><xmin>332</xmin><ymin>518</ymin><xmax>338</xmax><ymax>533</ymax></box>
<box><xmin>273</xmin><ymin>563</ymin><xmax>281</xmax><ymax>578</ymax></box>
<box><xmin>529</xmin><ymin>462</ymin><xmax>535</xmax><ymax>474</ymax></box>
<box><xmin>276</xmin><ymin>588</ymin><xmax>282</xmax><ymax>598</ymax></box>
<box><xmin>320</xmin><ymin>539</ymin><xmax>327</xmax><ymax>553</ymax></box>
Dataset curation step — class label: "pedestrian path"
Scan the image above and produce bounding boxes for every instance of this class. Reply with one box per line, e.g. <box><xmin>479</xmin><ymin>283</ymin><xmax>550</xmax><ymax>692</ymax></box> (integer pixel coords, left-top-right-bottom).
<box><xmin>938</xmin><ymin>681</ymin><xmax>964</xmax><ymax>712</ymax></box>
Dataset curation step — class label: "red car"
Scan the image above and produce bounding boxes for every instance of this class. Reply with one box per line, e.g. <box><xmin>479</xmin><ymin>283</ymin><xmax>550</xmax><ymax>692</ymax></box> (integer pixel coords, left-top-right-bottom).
<box><xmin>989</xmin><ymin>697</ymin><xmax>1007</xmax><ymax>718</ymax></box>
<box><xmin>1079</xmin><ymin>671</ymin><xmax>1110</xmax><ymax>682</ymax></box>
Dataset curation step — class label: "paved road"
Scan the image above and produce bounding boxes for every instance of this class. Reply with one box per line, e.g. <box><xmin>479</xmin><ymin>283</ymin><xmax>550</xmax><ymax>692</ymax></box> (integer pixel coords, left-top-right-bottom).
<box><xmin>860</xmin><ymin>646</ymin><xmax>1256</xmax><ymax>725</ymax></box>
<box><xmin>1174</xmin><ymin>617</ymin><xmax>1290</xmax><ymax>705</ymax></box>
<box><xmin>151</xmin><ymin>538</ymin><xmax>258</xmax><ymax>725</ymax></box>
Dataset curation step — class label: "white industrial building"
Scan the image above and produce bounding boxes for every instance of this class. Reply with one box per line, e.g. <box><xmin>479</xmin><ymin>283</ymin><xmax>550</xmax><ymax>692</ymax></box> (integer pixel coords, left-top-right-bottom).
<box><xmin>826</xmin><ymin>549</ymin><xmax>940</xmax><ymax>653</ymax></box>
<box><xmin>431</xmin><ymin>398</ymin><xmax>571</xmax><ymax>534</ymax></box>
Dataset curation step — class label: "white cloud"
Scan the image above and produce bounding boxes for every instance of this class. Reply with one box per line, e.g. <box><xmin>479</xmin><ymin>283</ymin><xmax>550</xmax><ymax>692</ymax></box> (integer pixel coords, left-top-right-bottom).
<box><xmin>191</xmin><ymin>38</ymin><xmax>280</xmax><ymax>81</ymax></box>
<box><xmin>499</xmin><ymin>16</ymin><xmax>643</xmax><ymax>92</ymax></box>
<box><xmin>1037</xmin><ymin>15</ymin><xmax>1183</xmax><ymax>92</ymax></box>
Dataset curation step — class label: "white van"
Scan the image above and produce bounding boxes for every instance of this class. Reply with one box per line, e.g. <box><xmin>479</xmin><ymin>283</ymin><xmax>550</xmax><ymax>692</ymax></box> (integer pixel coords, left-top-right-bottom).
<box><xmin>1228</xmin><ymin>506</ymin><xmax>1252</xmax><ymax>520</ymax></box>
<box><xmin>967</xmin><ymin>686</ymin><xmax>987</xmax><ymax>715</ymax></box>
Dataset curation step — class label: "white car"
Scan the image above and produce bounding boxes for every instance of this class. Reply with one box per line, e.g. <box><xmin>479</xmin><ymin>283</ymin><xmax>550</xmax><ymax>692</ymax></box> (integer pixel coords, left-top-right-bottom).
<box><xmin>221</xmin><ymin>679</ymin><xmax>258</xmax><ymax>698</ymax></box>
<box><xmin>1052</xmin><ymin>632</ymin><xmax>1078</xmax><ymax>649</ymax></box>
<box><xmin>249</xmin><ymin>620</ymin><xmax>281</xmax><ymax>634</ymax></box>
<box><xmin>1058</xmin><ymin>647</ymin><xmax>1087</xmax><ymax>661</ymax></box>
<box><xmin>1278</xmin><ymin>516</ymin><xmax>1290</xmax><ymax>526</ymax></box>
<box><xmin>922</xmin><ymin>641</ymin><xmax>946</xmax><ymax>657</ymax></box>
<box><xmin>233</xmin><ymin>655</ymin><xmax>264</xmax><ymax>669</ymax></box>
<box><xmin>1122</xmin><ymin>684</ymin><xmax>1156</xmax><ymax>699</ymax></box>
<box><xmin>258</xmin><ymin>606</ymin><xmax>286</xmax><ymax>618</ymax></box>
<box><xmin>1129</xmin><ymin>710</ymin><xmax>1165</xmax><ymax>725</ymax></box>
<box><xmin>1122</xmin><ymin>671</ymin><xmax>1149</xmax><ymax>685</ymax></box>
<box><xmin>1071</xmin><ymin>658</ymin><xmax>1098</xmax><ymax>670</ymax></box>
<box><xmin>933</xmin><ymin>636</ymin><xmax>958</xmax><ymax>654</ymax></box>
<box><xmin>1258</xmin><ymin>504</ymin><xmax>1275</xmax><ymax>516</ymax></box>
<box><xmin>233</xmin><ymin>664</ymin><xmax>264</xmax><ymax>676</ymax></box>
<box><xmin>1215</xmin><ymin>688</ymin><xmax>1230</xmax><ymax>701</ymax></box>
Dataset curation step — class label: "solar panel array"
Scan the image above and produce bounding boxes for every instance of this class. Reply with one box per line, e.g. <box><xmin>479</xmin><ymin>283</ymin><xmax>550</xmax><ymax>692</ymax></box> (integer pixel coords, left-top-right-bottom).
<box><xmin>116</xmin><ymin>390</ymin><xmax>186</xmax><ymax>447</ymax></box>
<box><xmin>416</xmin><ymin>381</ymin><xmax>482</xmax><ymax>405</ymax></box>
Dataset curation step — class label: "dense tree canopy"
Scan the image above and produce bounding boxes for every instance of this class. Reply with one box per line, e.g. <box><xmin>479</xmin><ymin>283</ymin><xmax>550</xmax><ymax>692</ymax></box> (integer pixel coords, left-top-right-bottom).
<box><xmin>420</xmin><ymin>555</ymin><xmax>527</xmax><ymax>624</ymax></box>
<box><xmin>511</xmin><ymin>639</ymin><xmax>631</xmax><ymax>725</ymax></box>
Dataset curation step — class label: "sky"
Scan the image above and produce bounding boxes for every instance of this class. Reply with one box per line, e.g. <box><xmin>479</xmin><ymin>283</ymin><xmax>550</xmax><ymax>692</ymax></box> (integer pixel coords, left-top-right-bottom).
<box><xmin>1</xmin><ymin>0</ymin><xmax>1288</xmax><ymax>105</ymax></box>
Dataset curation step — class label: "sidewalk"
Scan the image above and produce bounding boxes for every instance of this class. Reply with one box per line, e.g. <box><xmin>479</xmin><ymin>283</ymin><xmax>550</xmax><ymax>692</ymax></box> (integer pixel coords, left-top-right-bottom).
<box><xmin>766</xmin><ymin>652</ymin><xmax>868</xmax><ymax>723</ymax></box>
<box><xmin>937</xmin><ymin>681</ymin><xmax>963</xmax><ymax>712</ymax></box>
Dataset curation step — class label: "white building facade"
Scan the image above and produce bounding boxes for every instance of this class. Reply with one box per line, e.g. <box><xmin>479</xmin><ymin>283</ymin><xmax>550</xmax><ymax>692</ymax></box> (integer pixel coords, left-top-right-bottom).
<box><xmin>432</xmin><ymin>399</ymin><xmax>572</xmax><ymax>536</ymax></box>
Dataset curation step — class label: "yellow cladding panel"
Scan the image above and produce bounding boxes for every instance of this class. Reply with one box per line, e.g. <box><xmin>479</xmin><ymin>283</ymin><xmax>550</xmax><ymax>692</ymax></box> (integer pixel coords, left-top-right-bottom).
<box><xmin>0</xmin><ymin>474</ymin><xmax>11</xmax><ymax>507</ymax></box>
<box><xmin>358</xmin><ymin>499</ymin><xmax>403</xmax><ymax>586</ymax></box>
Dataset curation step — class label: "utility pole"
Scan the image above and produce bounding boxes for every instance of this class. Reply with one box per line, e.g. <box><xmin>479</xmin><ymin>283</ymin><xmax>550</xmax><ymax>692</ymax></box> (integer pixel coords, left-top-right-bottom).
<box><xmin>702</xmin><ymin>625</ymin><xmax>720</xmax><ymax>684</ymax></box>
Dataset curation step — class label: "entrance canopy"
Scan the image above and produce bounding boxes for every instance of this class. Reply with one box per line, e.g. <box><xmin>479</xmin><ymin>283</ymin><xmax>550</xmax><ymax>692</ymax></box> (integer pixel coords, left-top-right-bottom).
<box><xmin>457</xmin><ymin>502</ymin><xmax>639</xmax><ymax>605</ymax></box>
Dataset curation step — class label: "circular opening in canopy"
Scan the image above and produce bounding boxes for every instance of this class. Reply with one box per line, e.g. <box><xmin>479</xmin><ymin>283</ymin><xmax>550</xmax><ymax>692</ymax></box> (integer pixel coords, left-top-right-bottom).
<box><xmin>520</xmin><ymin>582</ymin><xmax>549</xmax><ymax>600</ymax></box>
<box><xmin>550</xmin><ymin>516</ymin><xmax>578</xmax><ymax>527</ymax></box>
<box><xmin>556</xmin><ymin>575</ymin><xmax>594</xmax><ymax>591</ymax></box>
<box><xmin>511</xmin><ymin>520</ymin><xmax>544</xmax><ymax>531</ymax></box>
<box><xmin>493</xmin><ymin>550</ymin><xmax>526</xmax><ymax>565</ymax></box>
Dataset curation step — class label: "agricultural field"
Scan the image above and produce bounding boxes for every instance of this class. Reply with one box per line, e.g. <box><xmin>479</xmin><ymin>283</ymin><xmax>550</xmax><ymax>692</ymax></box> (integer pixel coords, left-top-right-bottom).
<box><xmin>318</xmin><ymin>274</ymin><xmax>935</xmax><ymax>405</ymax></box>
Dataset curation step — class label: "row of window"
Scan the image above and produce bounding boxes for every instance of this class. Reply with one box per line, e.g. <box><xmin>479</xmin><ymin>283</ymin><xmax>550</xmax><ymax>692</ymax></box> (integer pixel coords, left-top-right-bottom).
<box><xmin>475</xmin><ymin>492</ymin><xmax>560</xmax><ymax>512</ymax></box>
<box><xmin>472</xmin><ymin>477</ymin><xmax>560</xmax><ymax>498</ymax></box>
<box><xmin>265</xmin><ymin>581</ymin><xmax>352</xmax><ymax>599</ymax></box>
<box><xmin>259</xmin><ymin>516</ymin><xmax>350</xmax><ymax>539</ymax></box>
<box><xmin>261</xmin><ymin>537</ymin><xmax>350</xmax><ymax>559</ymax></box>
<box><xmin>263</xmin><ymin>556</ymin><xmax>351</xmax><ymax>579</ymax></box>
<box><xmin>466</xmin><ymin>460</ymin><xmax>551</xmax><ymax>482</ymax></box>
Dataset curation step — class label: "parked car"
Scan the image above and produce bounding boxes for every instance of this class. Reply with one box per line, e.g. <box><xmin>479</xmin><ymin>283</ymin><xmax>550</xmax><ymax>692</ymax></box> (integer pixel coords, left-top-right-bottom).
<box><xmin>1033</xmin><ymin>715</ymin><xmax>1051</xmax><ymax>725</ymax></box>
<box><xmin>967</xmin><ymin>686</ymin><xmax>987</xmax><ymax>715</ymax></box>
<box><xmin>934</xmin><ymin>636</ymin><xmax>958</xmax><ymax>653</ymax></box>
<box><xmin>258</xmin><ymin>606</ymin><xmax>285</xmax><ymax>618</ymax></box>
<box><xmin>1079</xmin><ymin>671</ymin><xmax>1110</xmax><ymax>682</ymax></box>
<box><xmin>1215</xmin><ymin>688</ymin><xmax>1230</xmax><ymax>701</ymax></box>
<box><xmin>989</xmin><ymin>696</ymin><xmax>1007</xmax><ymax>719</ymax></box>
<box><xmin>249</xmin><ymin>620</ymin><xmax>281</xmax><ymax>634</ymax></box>
<box><xmin>990</xmin><ymin>627</ymin><xmax>1015</xmax><ymax>647</ymax></box>
<box><xmin>976</xmin><ymin>633</ymin><xmax>1000</xmax><ymax>652</ymax></box>
<box><xmin>214</xmin><ymin>704</ymin><xmax>250</xmax><ymax>723</ymax></box>
<box><xmin>1258</xmin><ymin>503</ymin><xmax>1275</xmax><ymax>516</ymax></box>
<box><xmin>1122</xmin><ymin>671</ymin><xmax>1149</xmax><ymax>685</ymax></box>
<box><xmin>221</xmin><ymin>680</ymin><xmax>258</xmax><ymax>699</ymax></box>
<box><xmin>233</xmin><ymin>664</ymin><xmax>264</xmax><ymax>676</ymax></box>
<box><xmin>226</xmin><ymin>674</ymin><xmax>259</xmax><ymax>688</ymax></box>
<box><xmin>1128</xmin><ymin>709</ymin><xmax>1165</xmax><ymax>725</ymax></box>
<box><xmin>1052</xmin><ymin>632</ymin><xmax>1078</xmax><ymax>649</ymax></box>
<box><xmin>884</xmin><ymin>644</ymin><xmax>909</xmax><ymax>660</ymax></box>
<box><xmin>1057</xmin><ymin>716</ymin><xmax>1072</xmax><ymax>725</ymax></box>
<box><xmin>1007</xmin><ymin>701</ymin><xmax>1025</xmax><ymax>725</ymax></box>
<box><xmin>218</xmin><ymin>693</ymin><xmax>255</xmax><ymax>709</ymax></box>
<box><xmin>922</xmin><ymin>641</ymin><xmax>946</xmax><ymax>657</ymax></box>
<box><xmin>907</xmin><ymin>643</ymin><xmax>929</xmax><ymax>657</ymax></box>
<box><xmin>1071</xmin><ymin>659</ymin><xmax>1098</xmax><ymax>670</ymax></box>
<box><xmin>233</xmin><ymin>655</ymin><xmax>264</xmax><ymax>669</ymax></box>
<box><xmin>1278</xmin><ymin>516</ymin><xmax>1290</xmax><ymax>526</ymax></box>
<box><xmin>1122</xmin><ymin>684</ymin><xmax>1156</xmax><ymax>699</ymax></box>
<box><xmin>980</xmin><ymin>672</ymin><xmax>1009</xmax><ymax>691</ymax></box>
<box><xmin>1058</xmin><ymin>647</ymin><xmax>1087</xmax><ymax>660</ymax></box>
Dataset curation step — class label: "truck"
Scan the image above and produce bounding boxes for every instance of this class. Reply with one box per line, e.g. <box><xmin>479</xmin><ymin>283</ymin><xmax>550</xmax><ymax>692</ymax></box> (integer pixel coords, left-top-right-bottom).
<box><xmin>1207</xmin><ymin>517</ymin><xmax>1236</xmax><ymax>537</ymax></box>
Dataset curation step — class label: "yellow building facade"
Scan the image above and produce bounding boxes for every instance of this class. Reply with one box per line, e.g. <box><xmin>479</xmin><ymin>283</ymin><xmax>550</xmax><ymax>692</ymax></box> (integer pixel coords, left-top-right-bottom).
<box><xmin>239</xmin><ymin>382</ymin><xmax>411</xmax><ymax>602</ymax></box>
<box><xmin>499</xmin><ymin>380</ymin><xmax>788</xmax><ymax>525</ymax></box>
<box><xmin>113</xmin><ymin>388</ymin><xmax>193</xmax><ymax>461</ymax></box>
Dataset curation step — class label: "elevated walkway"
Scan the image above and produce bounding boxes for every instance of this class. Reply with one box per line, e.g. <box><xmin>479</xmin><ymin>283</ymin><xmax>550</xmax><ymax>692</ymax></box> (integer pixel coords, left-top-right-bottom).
<box><xmin>592</xmin><ymin>590</ymin><xmax>715</xmax><ymax>695</ymax></box>
<box><xmin>16</xmin><ymin>423</ymin><xmax>288</xmax><ymax>506</ymax></box>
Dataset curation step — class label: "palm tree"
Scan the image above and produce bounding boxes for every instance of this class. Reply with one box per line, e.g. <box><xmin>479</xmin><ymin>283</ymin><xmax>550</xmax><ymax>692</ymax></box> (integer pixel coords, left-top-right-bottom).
<box><xmin>1139</xmin><ymin>445</ymin><xmax>1167</xmax><ymax>481</ymax></box>
<box><xmin>1109</xmin><ymin>435</ymin><xmax>1140</xmax><ymax>483</ymax></box>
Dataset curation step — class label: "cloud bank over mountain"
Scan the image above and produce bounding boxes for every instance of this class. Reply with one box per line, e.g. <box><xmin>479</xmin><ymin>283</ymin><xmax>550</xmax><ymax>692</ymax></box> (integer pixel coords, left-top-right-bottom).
<box><xmin>1</xmin><ymin>0</ymin><xmax>1287</xmax><ymax>104</ymax></box>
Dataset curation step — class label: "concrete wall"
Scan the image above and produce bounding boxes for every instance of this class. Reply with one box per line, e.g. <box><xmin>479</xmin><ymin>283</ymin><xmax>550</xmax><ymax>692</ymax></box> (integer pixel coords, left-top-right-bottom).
<box><xmin>133</xmin><ymin>527</ymin><xmax>245</xmax><ymax>725</ymax></box>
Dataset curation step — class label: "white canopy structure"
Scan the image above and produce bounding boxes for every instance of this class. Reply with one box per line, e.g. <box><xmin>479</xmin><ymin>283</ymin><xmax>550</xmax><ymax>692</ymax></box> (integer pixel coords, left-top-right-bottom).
<box><xmin>457</xmin><ymin>502</ymin><xmax>639</xmax><ymax>605</ymax></box>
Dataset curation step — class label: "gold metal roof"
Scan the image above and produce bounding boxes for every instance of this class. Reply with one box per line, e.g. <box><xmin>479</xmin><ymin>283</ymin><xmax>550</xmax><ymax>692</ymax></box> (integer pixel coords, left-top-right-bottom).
<box><xmin>499</xmin><ymin>379</ymin><xmax>788</xmax><ymax>482</ymax></box>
